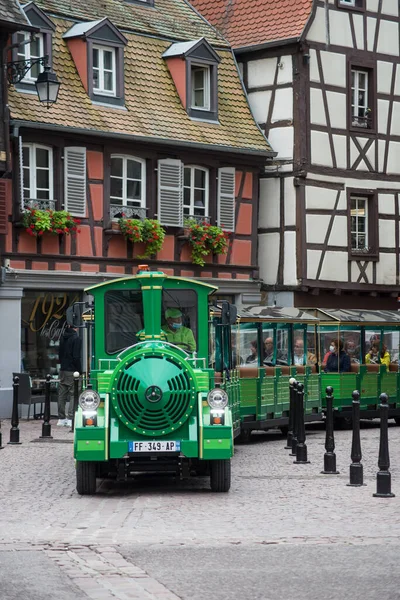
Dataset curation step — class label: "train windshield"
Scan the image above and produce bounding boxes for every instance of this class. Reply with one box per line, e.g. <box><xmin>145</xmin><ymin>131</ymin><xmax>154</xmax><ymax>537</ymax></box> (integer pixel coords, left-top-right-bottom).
<box><xmin>162</xmin><ymin>289</ymin><xmax>198</xmax><ymax>352</ymax></box>
<box><xmin>105</xmin><ymin>290</ymin><xmax>144</xmax><ymax>354</ymax></box>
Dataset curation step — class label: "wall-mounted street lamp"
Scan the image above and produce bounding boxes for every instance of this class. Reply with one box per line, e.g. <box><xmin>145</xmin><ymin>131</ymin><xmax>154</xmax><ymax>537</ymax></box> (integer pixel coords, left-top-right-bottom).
<box><xmin>6</xmin><ymin>45</ymin><xmax>61</xmax><ymax>109</ymax></box>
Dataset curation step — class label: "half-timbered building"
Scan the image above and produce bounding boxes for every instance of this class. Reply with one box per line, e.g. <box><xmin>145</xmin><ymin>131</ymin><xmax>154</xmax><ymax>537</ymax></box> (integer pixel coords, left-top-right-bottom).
<box><xmin>191</xmin><ymin>0</ymin><xmax>400</xmax><ymax>310</ymax></box>
<box><xmin>0</xmin><ymin>0</ymin><xmax>272</xmax><ymax>413</ymax></box>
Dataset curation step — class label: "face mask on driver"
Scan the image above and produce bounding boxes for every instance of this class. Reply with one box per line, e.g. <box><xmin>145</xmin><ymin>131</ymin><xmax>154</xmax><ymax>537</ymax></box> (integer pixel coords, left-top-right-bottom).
<box><xmin>172</xmin><ymin>322</ymin><xmax>182</xmax><ymax>330</ymax></box>
<box><xmin>329</xmin><ymin>345</ymin><xmax>335</xmax><ymax>352</ymax></box>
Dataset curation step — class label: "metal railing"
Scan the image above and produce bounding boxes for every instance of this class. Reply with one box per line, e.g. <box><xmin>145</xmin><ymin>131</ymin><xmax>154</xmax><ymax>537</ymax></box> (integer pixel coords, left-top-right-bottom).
<box><xmin>110</xmin><ymin>204</ymin><xmax>147</xmax><ymax>220</ymax></box>
<box><xmin>24</xmin><ymin>199</ymin><xmax>56</xmax><ymax>211</ymax></box>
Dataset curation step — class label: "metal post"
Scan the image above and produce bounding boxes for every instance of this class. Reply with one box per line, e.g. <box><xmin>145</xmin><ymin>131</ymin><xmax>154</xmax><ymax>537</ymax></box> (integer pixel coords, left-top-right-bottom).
<box><xmin>290</xmin><ymin>379</ymin><xmax>298</xmax><ymax>456</ymax></box>
<box><xmin>373</xmin><ymin>393</ymin><xmax>395</xmax><ymax>498</ymax></box>
<box><xmin>8</xmin><ymin>375</ymin><xmax>21</xmax><ymax>445</ymax></box>
<box><xmin>0</xmin><ymin>420</ymin><xmax>3</xmax><ymax>449</ymax></box>
<box><xmin>347</xmin><ymin>390</ymin><xmax>365</xmax><ymax>486</ymax></box>
<box><xmin>285</xmin><ymin>377</ymin><xmax>296</xmax><ymax>449</ymax></box>
<box><xmin>321</xmin><ymin>386</ymin><xmax>339</xmax><ymax>474</ymax></box>
<box><xmin>294</xmin><ymin>382</ymin><xmax>310</xmax><ymax>464</ymax></box>
<box><xmin>70</xmin><ymin>371</ymin><xmax>80</xmax><ymax>433</ymax></box>
<box><xmin>40</xmin><ymin>374</ymin><xmax>53</xmax><ymax>439</ymax></box>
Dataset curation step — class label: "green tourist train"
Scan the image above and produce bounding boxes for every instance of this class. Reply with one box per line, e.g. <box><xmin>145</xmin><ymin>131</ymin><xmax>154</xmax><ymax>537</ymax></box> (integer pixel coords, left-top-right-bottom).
<box><xmin>69</xmin><ymin>268</ymin><xmax>400</xmax><ymax>495</ymax></box>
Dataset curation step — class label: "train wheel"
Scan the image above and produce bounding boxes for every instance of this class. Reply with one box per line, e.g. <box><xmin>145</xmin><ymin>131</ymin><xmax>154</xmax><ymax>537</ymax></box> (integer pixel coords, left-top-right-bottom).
<box><xmin>76</xmin><ymin>461</ymin><xmax>97</xmax><ymax>495</ymax></box>
<box><xmin>210</xmin><ymin>459</ymin><xmax>231</xmax><ymax>493</ymax></box>
<box><xmin>394</xmin><ymin>417</ymin><xmax>400</xmax><ymax>426</ymax></box>
<box><xmin>236</xmin><ymin>429</ymin><xmax>252</xmax><ymax>444</ymax></box>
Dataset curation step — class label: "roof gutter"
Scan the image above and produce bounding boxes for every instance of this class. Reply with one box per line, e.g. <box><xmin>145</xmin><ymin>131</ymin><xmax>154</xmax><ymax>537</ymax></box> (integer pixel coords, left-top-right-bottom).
<box><xmin>234</xmin><ymin>36</ymin><xmax>300</xmax><ymax>55</ymax></box>
<box><xmin>10</xmin><ymin>120</ymin><xmax>276</xmax><ymax>159</ymax></box>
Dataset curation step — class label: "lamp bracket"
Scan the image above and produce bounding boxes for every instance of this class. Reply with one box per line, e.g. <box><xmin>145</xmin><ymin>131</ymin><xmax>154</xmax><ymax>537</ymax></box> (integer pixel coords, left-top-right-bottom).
<box><xmin>7</xmin><ymin>55</ymin><xmax>49</xmax><ymax>86</ymax></box>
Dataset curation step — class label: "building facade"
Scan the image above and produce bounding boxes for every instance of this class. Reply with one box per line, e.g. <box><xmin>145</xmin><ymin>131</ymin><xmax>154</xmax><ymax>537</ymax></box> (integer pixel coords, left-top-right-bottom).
<box><xmin>0</xmin><ymin>0</ymin><xmax>272</xmax><ymax>414</ymax></box>
<box><xmin>191</xmin><ymin>0</ymin><xmax>400</xmax><ymax>310</ymax></box>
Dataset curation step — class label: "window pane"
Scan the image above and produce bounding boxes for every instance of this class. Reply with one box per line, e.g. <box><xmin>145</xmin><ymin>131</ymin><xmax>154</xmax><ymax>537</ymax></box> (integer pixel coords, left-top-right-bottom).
<box><xmin>37</xmin><ymin>189</ymin><xmax>49</xmax><ymax>199</ymax></box>
<box><xmin>194</xmin><ymin>89</ymin><xmax>205</xmax><ymax>107</ymax></box>
<box><xmin>23</xmin><ymin>147</ymin><xmax>30</xmax><ymax>167</ymax></box>
<box><xmin>184</xmin><ymin>168</ymin><xmax>191</xmax><ymax>187</ymax></box>
<box><xmin>127</xmin><ymin>160</ymin><xmax>141</xmax><ymax>180</ymax></box>
<box><xmin>93</xmin><ymin>68</ymin><xmax>99</xmax><ymax>89</ymax></box>
<box><xmin>103</xmin><ymin>50</ymin><xmax>113</xmax><ymax>71</ymax></box>
<box><xmin>111</xmin><ymin>157</ymin><xmax>123</xmax><ymax>177</ymax></box>
<box><xmin>30</xmin><ymin>37</ymin><xmax>41</xmax><ymax>59</ymax></box>
<box><xmin>183</xmin><ymin>187</ymin><xmax>190</xmax><ymax>206</ymax></box>
<box><xmin>194</xmin><ymin>188</ymin><xmax>205</xmax><ymax>207</ymax></box>
<box><xmin>23</xmin><ymin>168</ymin><xmax>30</xmax><ymax>191</ymax></box>
<box><xmin>36</xmin><ymin>148</ymin><xmax>49</xmax><ymax>168</ymax></box>
<box><xmin>126</xmin><ymin>180</ymin><xmax>141</xmax><ymax>200</ymax></box>
<box><xmin>110</xmin><ymin>177</ymin><xmax>123</xmax><ymax>199</ymax></box>
<box><xmin>93</xmin><ymin>48</ymin><xmax>99</xmax><ymax>68</ymax></box>
<box><xmin>36</xmin><ymin>169</ymin><xmax>49</xmax><ymax>190</ymax></box>
<box><xmin>193</xmin><ymin>68</ymin><xmax>204</xmax><ymax>89</ymax></box>
<box><xmin>194</xmin><ymin>169</ymin><xmax>205</xmax><ymax>188</ymax></box>
<box><xmin>30</xmin><ymin>61</ymin><xmax>40</xmax><ymax>79</ymax></box>
<box><xmin>104</xmin><ymin>71</ymin><xmax>113</xmax><ymax>91</ymax></box>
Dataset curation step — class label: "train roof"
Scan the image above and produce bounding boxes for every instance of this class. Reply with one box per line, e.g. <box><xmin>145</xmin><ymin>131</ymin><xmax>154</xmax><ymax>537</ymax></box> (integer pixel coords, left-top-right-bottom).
<box><xmin>309</xmin><ymin>308</ymin><xmax>400</xmax><ymax>324</ymax></box>
<box><xmin>238</xmin><ymin>306</ymin><xmax>319</xmax><ymax>323</ymax></box>
<box><xmin>86</xmin><ymin>272</ymin><xmax>218</xmax><ymax>293</ymax></box>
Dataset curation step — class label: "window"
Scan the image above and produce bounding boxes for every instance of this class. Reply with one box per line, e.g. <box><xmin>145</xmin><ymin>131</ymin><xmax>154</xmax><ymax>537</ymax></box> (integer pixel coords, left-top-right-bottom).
<box><xmin>351</xmin><ymin>69</ymin><xmax>371</xmax><ymax>128</ymax></box>
<box><xmin>17</xmin><ymin>32</ymin><xmax>44</xmax><ymax>82</ymax></box>
<box><xmin>22</xmin><ymin>144</ymin><xmax>53</xmax><ymax>202</ymax></box>
<box><xmin>350</xmin><ymin>196</ymin><xmax>368</xmax><ymax>251</ymax></box>
<box><xmin>105</xmin><ymin>290</ymin><xmax>144</xmax><ymax>354</ymax></box>
<box><xmin>347</xmin><ymin>189</ymin><xmax>378</xmax><ymax>258</ymax></box>
<box><xmin>93</xmin><ymin>45</ymin><xmax>116</xmax><ymax>96</ymax></box>
<box><xmin>338</xmin><ymin>0</ymin><xmax>364</xmax><ymax>9</ymax></box>
<box><xmin>183</xmin><ymin>166</ymin><xmax>208</xmax><ymax>218</ymax></box>
<box><xmin>191</xmin><ymin>66</ymin><xmax>210</xmax><ymax>111</ymax></box>
<box><xmin>162</xmin><ymin>289</ymin><xmax>198</xmax><ymax>351</ymax></box>
<box><xmin>110</xmin><ymin>156</ymin><xmax>146</xmax><ymax>208</ymax></box>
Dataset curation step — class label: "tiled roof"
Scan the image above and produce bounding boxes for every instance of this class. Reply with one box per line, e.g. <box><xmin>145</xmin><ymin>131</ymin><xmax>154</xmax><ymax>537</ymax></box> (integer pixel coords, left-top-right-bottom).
<box><xmin>9</xmin><ymin>16</ymin><xmax>272</xmax><ymax>155</ymax></box>
<box><xmin>189</xmin><ymin>0</ymin><xmax>313</xmax><ymax>49</ymax></box>
<box><xmin>0</xmin><ymin>0</ymin><xmax>32</xmax><ymax>28</ymax></box>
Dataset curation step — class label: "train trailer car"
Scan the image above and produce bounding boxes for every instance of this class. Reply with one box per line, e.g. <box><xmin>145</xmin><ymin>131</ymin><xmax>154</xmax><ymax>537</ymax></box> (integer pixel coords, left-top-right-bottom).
<box><xmin>314</xmin><ymin>309</ymin><xmax>400</xmax><ymax>428</ymax></box>
<box><xmin>71</xmin><ymin>267</ymin><xmax>235</xmax><ymax>495</ymax></box>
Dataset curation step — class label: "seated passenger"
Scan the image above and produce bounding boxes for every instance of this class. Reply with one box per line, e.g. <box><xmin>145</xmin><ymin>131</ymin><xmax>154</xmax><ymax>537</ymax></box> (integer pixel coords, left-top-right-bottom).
<box><xmin>245</xmin><ymin>340</ymin><xmax>258</xmax><ymax>366</ymax></box>
<box><xmin>345</xmin><ymin>339</ymin><xmax>360</xmax><ymax>364</ymax></box>
<box><xmin>162</xmin><ymin>308</ymin><xmax>196</xmax><ymax>353</ymax></box>
<box><xmin>365</xmin><ymin>343</ymin><xmax>390</xmax><ymax>370</ymax></box>
<box><xmin>325</xmin><ymin>339</ymin><xmax>351</xmax><ymax>373</ymax></box>
<box><xmin>293</xmin><ymin>339</ymin><xmax>317</xmax><ymax>366</ymax></box>
<box><xmin>263</xmin><ymin>337</ymin><xmax>287</xmax><ymax>366</ymax></box>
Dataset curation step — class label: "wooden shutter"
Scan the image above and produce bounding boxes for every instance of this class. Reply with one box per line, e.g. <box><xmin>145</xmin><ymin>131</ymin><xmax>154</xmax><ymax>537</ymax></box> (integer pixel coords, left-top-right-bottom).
<box><xmin>64</xmin><ymin>147</ymin><xmax>86</xmax><ymax>216</ymax></box>
<box><xmin>19</xmin><ymin>136</ymin><xmax>24</xmax><ymax>211</ymax></box>
<box><xmin>217</xmin><ymin>167</ymin><xmax>235</xmax><ymax>232</ymax></box>
<box><xmin>0</xmin><ymin>179</ymin><xmax>8</xmax><ymax>235</ymax></box>
<box><xmin>157</xmin><ymin>158</ymin><xmax>183</xmax><ymax>226</ymax></box>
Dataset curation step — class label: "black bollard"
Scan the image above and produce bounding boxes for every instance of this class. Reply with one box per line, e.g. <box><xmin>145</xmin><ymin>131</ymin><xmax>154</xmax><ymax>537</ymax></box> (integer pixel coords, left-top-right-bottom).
<box><xmin>373</xmin><ymin>393</ymin><xmax>395</xmax><ymax>498</ymax></box>
<box><xmin>347</xmin><ymin>390</ymin><xmax>365</xmax><ymax>486</ymax></box>
<box><xmin>294</xmin><ymin>382</ymin><xmax>310</xmax><ymax>464</ymax></box>
<box><xmin>70</xmin><ymin>372</ymin><xmax>80</xmax><ymax>433</ymax></box>
<box><xmin>40</xmin><ymin>374</ymin><xmax>53</xmax><ymax>439</ymax></box>
<box><xmin>321</xmin><ymin>386</ymin><xmax>339</xmax><ymax>474</ymax></box>
<box><xmin>290</xmin><ymin>379</ymin><xmax>298</xmax><ymax>456</ymax></box>
<box><xmin>285</xmin><ymin>377</ymin><xmax>296</xmax><ymax>449</ymax></box>
<box><xmin>8</xmin><ymin>375</ymin><xmax>21</xmax><ymax>445</ymax></box>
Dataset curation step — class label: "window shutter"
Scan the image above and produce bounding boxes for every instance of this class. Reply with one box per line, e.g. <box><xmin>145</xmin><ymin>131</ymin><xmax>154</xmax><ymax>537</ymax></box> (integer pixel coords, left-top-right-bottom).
<box><xmin>64</xmin><ymin>147</ymin><xmax>86</xmax><ymax>216</ymax></box>
<box><xmin>0</xmin><ymin>179</ymin><xmax>8</xmax><ymax>235</ymax></box>
<box><xmin>19</xmin><ymin>136</ymin><xmax>24</xmax><ymax>211</ymax></box>
<box><xmin>217</xmin><ymin>167</ymin><xmax>235</xmax><ymax>232</ymax></box>
<box><xmin>157</xmin><ymin>158</ymin><xmax>183</xmax><ymax>226</ymax></box>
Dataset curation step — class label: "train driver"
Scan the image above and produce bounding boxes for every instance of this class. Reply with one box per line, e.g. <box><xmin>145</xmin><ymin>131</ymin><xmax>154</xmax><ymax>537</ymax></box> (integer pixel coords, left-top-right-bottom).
<box><xmin>162</xmin><ymin>308</ymin><xmax>196</xmax><ymax>353</ymax></box>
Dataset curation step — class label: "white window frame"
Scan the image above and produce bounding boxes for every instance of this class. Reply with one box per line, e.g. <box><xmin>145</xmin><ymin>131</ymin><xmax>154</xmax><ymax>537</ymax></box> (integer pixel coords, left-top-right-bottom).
<box><xmin>22</xmin><ymin>143</ymin><xmax>53</xmax><ymax>205</ymax></box>
<box><xmin>110</xmin><ymin>155</ymin><xmax>146</xmax><ymax>209</ymax></box>
<box><xmin>191</xmin><ymin>64</ymin><xmax>210</xmax><ymax>111</ymax></box>
<box><xmin>92</xmin><ymin>44</ymin><xmax>117</xmax><ymax>97</ymax></box>
<box><xmin>351</xmin><ymin>68</ymin><xmax>369</xmax><ymax>126</ymax></box>
<box><xmin>350</xmin><ymin>196</ymin><xmax>368</xmax><ymax>251</ymax></box>
<box><xmin>17</xmin><ymin>31</ymin><xmax>44</xmax><ymax>83</ymax></box>
<box><xmin>183</xmin><ymin>166</ymin><xmax>209</xmax><ymax>218</ymax></box>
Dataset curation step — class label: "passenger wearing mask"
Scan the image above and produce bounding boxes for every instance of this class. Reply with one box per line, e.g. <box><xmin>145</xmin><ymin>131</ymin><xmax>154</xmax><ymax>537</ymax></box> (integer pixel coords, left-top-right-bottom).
<box><xmin>325</xmin><ymin>339</ymin><xmax>351</xmax><ymax>373</ymax></box>
<box><xmin>365</xmin><ymin>343</ymin><xmax>390</xmax><ymax>370</ymax></box>
<box><xmin>162</xmin><ymin>308</ymin><xmax>196</xmax><ymax>353</ymax></box>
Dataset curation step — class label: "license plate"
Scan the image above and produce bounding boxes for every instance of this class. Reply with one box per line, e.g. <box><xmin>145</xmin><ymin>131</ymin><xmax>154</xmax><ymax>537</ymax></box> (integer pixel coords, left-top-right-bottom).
<box><xmin>128</xmin><ymin>441</ymin><xmax>181</xmax><ymax>453</ymax></box>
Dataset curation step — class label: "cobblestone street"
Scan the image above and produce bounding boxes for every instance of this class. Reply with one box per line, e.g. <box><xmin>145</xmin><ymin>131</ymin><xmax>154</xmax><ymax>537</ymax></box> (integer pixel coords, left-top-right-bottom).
<box><xmin>0</xmin><ymin>419</ymin><xmax>399</xmax><ymax>599</ymax></box>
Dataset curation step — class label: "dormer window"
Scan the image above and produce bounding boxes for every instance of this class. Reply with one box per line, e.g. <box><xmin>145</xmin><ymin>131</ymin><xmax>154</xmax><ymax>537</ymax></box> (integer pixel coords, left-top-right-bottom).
<box><xmin>13</xmin><ymin>3</ymin><xmax>55</xmax><ymax>89</ymax></box>
<box><xmin>163</xmin><ymin>38</ymin><xmax>220</xmax><ymax>122</ymax></box>
<box><xmin>93</xmin><ymin>45</ymin><xmax>116</xmax><ymax>96</ymax></box>
<box><xmin>63</xmin><ymin>18</ymin><xmax>127</xmax><ymax>106</ymax></box>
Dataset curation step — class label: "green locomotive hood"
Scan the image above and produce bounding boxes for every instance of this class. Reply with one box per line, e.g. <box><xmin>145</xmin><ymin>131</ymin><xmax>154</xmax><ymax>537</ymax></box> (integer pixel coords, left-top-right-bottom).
<box><xmin>109</xmin><ymin>342</ymin><xmax>198</xmax><ymax>437</ymax></box>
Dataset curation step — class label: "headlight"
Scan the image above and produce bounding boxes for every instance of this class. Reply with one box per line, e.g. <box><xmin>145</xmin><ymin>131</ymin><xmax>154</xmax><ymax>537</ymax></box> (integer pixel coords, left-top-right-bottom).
<box><xmin>207</xmin><ymin>388</ymin><xmax>228</xmax><ymax>409</ymax></box>
<box><xmin>79</xmin><ymin>389</ymin><xmax>101</xmax><ymax>411</ymax></box>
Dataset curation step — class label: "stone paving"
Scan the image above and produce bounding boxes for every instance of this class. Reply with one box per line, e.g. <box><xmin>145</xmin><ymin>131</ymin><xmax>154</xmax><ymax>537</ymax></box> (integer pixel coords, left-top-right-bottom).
<box><xmin>0</xmin><ymin>418</ymin><xmax>399</xmax><ymax>598</ymax></box>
